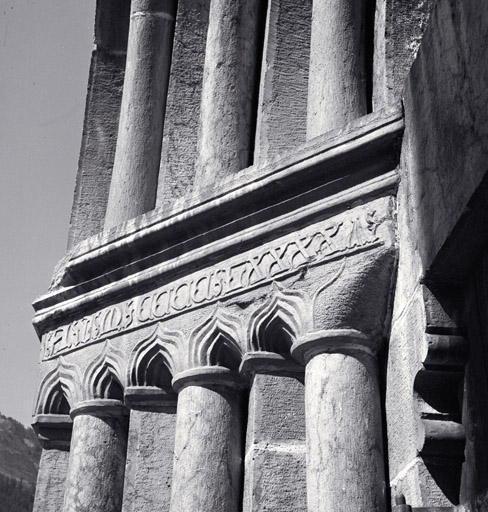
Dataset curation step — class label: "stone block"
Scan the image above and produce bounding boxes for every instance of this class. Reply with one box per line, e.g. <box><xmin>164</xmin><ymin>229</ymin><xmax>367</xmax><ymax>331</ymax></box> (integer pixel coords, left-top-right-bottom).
<box><xmin>122</xmin><ymin>409</ymin><xmax>176</xmax><ymax>512</ymax></box>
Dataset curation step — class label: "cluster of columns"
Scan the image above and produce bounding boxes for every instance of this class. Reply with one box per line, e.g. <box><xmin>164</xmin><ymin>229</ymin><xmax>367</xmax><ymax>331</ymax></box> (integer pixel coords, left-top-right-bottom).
<box><xmin>103</xmin><ymin>0</ymin><xmax>369</xmax><ymax>229</ymax></box>
<box><xmin>34</xmin><ymin>328</ymin><xmax>386</xmax><ymax>512</ymax></box>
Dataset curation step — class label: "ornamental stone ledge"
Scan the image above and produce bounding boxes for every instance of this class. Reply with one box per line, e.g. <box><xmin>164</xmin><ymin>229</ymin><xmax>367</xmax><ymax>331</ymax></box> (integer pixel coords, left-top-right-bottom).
<box><xmin>37</xmin><ymin>196</ymin><xmax>396</xmax><ymax>361</ymax></box>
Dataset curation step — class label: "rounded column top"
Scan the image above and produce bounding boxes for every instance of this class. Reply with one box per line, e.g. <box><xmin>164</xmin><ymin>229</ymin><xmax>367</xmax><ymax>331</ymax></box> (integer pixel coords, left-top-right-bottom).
<box><xmin>291</xmin><ymin>329</ymin><xmax>379</xmax><ymax>365</ymax></box>
<box><xmin>32</xmin><ymin>413</ymin><xmax>72</xmax><ymax>449</ymax></box>
<box><xmin>70</xmin><ymin>399</ymin><xmax>129</xmax><ymax>419</ymax></box>
<box><xmin>172</xmin><ymin>366</ymin><xmax>244</xmax><ymax>394</ymax></box>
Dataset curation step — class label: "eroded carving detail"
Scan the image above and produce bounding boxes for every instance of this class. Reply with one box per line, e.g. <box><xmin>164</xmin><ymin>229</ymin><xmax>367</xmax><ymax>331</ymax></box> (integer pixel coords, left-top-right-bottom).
<box><xmin>35</xmin><ymin>357</ymin><xmax>81</xmax><ymax>415</ymax></box>
<box><xmin>189</xmin><ymin>307</ymin><xmax>243</xmax><ymax>371</ymax></box>
<box><xmin>248</xmin><ymin>284</ymin><xmax>310</xmax><ymax>355</ymax></box>
<box><xmin>127</xmin><ymin>324</ymin><xmax>183</xmax><ymax>388</ymax></box>
<box><xmin>42</xmin><ymin>206</ymin><xmax>388</xmax><ymax>360</ymax></box>
<box><xmin>82</xmin><ymin>341</ymin><xmax>126</xmax><ymax>401</ymax></box>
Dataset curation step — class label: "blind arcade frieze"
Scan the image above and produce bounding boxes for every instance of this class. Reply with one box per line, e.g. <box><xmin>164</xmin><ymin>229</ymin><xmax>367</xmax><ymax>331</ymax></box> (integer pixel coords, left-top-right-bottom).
<box><xmin>41</xmin><ymin>200</ymin><xmax>394</xmax><ymax>360</ymax></box>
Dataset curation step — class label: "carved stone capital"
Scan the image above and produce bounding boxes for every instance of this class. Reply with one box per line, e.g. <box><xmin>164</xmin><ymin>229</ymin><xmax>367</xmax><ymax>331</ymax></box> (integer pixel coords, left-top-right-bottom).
<box><xmin>239</xmin><ymin>351</ymin><xmax>303</xmax><ymax>379</ymax></box>
<box><xmin>291</xmin><ymin>329</ymin><xmax>380</xmax><ymax>365</ymax></box>
<box><xmin>124</xmin><ymin>385</ymin><xmax>177</xmax><ymax>411</ymax></box>
<box><xmin>172</xmin><ymin>366</ymin><xmax>244</xmax><ymax>393</ymax></box>
<box><xmin>32</xmin><ymin>413</ymin><xmax>72</xmax><ymax>449</ymax></box>
<box><xmin>70</xmin><ymin>398</ymin><xmax>129</xmax><ymax>419</ymax></box>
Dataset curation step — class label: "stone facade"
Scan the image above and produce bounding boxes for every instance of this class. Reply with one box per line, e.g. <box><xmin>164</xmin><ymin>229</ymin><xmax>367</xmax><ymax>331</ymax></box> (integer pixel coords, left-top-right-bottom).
<box><xmin>31</xmin><ymin>1</ymin><xmax>488</xmax><ymax>511</ymax></box>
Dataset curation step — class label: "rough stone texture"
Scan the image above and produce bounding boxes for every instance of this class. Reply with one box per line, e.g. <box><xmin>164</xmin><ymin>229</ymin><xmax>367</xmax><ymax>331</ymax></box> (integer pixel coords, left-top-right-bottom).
<box><xmin>243</xmin><ymin>374</ymin><xmax>306</xmax><ymax>512</ymax></box>
<box><xmin>313</xmin><ymin>247</ymin><xmax>396</xmax><ymax>339</ymax></box>
<box><xmin>170</xmin><ymin>385</ymin><xmax>244</xmax><ymax>512</ymax></box>
<box><xmin>67</xmin><ymin>0</ymin><xmax>130</xmax><ymax>249</ymax></box>
<box><xmin>305</xmin><ymin>352</ymin><xmax>386</xmax><ymax>512</ymax></box>
<box><xmin>401</xmin><ymin>0</ymin><xmax>488</xmax><ymax>271</ymax></box>
<box><xmin>194</xmin><ymin>0</ymin><xmax>262</xmax><ymax>189</ymax></box>
<box><xmin>33</xmin><ymin>447</ymin><xmax>70</xmax><ymax>512</ymax></box>
<box><xmin>63</xmin><ymin>413</ymin><xmax>128</xmax><ymax>512</ymax></box>
<box><xmin>104</xmin><ymin>0</ymin><xmax>177</xmax><ymax>229</ymax></box>
<box><xmin>386</xmin><ymin>0</ymin><xmax>488</xmax><ymax>507</ymax></box>
<box><xmin>253</xmin><ymin>0</ymin><xmax>312</xmax><ymax>166</ymax></box>
<box><xmin>122</xmin><ymin>409</ymin><xmax>176</xmax><ymax>512</ymax></box>
<box><xmin>156</xmin><ymin>0</ymin><xmax>210</xmax><ymax>211</ymax></box>
<box><xmin>307</xmin><ymin>0</ymin><xmax>367</xmax><ymax>138</ymax></box>
<box><xmin>373</xmin><ymin>0</ymin><xmax>434</xmax><ymax>110</ymax></box>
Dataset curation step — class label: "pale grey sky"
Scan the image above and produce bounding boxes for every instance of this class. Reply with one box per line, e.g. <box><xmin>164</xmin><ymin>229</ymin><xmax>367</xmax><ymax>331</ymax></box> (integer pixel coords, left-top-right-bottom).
<box><xmin>0</xmin><ymin>0</ymin><xmax>95</xmax><ymax>425</ymax></box>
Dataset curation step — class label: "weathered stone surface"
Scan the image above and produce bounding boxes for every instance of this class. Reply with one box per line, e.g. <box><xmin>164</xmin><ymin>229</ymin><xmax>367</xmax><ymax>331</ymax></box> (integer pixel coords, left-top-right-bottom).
<box><xmin>33</xmin><ymin>447</ymin><xmax>70</xmax><ymax>512</ymax></box>
<box><xmin>63</xmin><ymin>408</ymin><xmax>128</xmax><ymax>512</ymax></box>
<box><xmin>170</xmin><ymin>383</ymin><xmax>244</xmax><ymax>512</ymax></box>
<box><xmin>156</xmin><ymin>0</ymin><xmax>210</xmax><ymax>210</ymax></box>
<box><xmin>244</xmin><ymin>373</ymin><xmax>306</xmax><ymax>512</ymax></box>
<box><xmin>68</xmin><ymin>49</ymin><xmax>126</xmax><ymax>248</ymax></box>
<box><xmin>254</xmin><ymin>0</ymin><xmax>312</xmax><ymax>166</ymax></box>
<box><xmin>307</xmin><ymin>0</ymin><xmax>367</xmax><ymax>138</ymax></box>
<box><xmin>122</xmin><ymin>409</ymin><xmax>176</xmax><ymax>512</ymax></box>
<box><xmin>305</xmin><ymin>352</ymin><xmax>386</xmax><ymax>512</ymax></box>
<box><xmin>104</xmin><ymin>0</ymin><xmax>177</xmax><ymax>229</ymax></box>
<box><xmin>194</xmin><ymin>0</ymin><xmax>262</xmax><ymax>188</ymax></box>
<box><xmin>373</xmin><ymin>0</ymin><xmax>434</xmax><ymax>110</ymax></box>
<box><xmin>401</xmin><ymin>0</ymin><xmax>488</xmax><ymax>271</ymax></box>
<box><xmin>68</xmin><ymin>0</ymin><xmax>130</xmax><ymax>248</ymax></box>
<box><xmin>244</xmin><ymin>445</ymin><xmax>306</xmax><ymax>512</ymax></box>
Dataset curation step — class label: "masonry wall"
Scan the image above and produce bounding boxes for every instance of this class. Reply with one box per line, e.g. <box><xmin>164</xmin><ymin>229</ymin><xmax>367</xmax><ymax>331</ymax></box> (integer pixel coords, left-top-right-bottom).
<box><xmin>387</xmin><ymin>0</ymin><xmax>488</xmax><ymax>507</ymax></box>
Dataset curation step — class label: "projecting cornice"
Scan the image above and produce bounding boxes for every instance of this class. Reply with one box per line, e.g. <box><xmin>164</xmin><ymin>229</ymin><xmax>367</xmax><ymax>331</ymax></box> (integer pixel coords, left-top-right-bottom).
<box><xmin>33</xmin><ymin>109</ymin><xmax>402</xmax><ymax>336</ymax></box>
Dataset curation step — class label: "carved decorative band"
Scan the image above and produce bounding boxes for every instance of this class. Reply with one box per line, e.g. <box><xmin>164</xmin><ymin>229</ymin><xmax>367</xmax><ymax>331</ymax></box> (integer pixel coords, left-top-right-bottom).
<box><xmin>172</xmin><ymin>366</ymin><xmax>244</xmax><ymax>393</ymax></box>
<box><xmin>291</xmin><ymin>329</ymin><xmax>377</xmax><ymax>364</ymax></box>
<box><xmin>41</xmin><ymin>206</ymin><xmax>388</xmax><ymax>360</ymax></box>
<box><xmin>70</xmin><ymin>399</ymin><xmax>129</xmax><ymax>419</ymax></box>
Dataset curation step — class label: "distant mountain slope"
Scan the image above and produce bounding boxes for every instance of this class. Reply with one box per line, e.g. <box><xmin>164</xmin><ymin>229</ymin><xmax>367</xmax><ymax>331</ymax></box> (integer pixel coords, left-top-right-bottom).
<box><xmin>0</xmin><ymin>412</ymin><xmax>41</xmax><ymax>512</ymax></box>
<box><xmin>0</xmin><ymin>413</ymin><xmax>41</xmax><ymax>484</ymax></box>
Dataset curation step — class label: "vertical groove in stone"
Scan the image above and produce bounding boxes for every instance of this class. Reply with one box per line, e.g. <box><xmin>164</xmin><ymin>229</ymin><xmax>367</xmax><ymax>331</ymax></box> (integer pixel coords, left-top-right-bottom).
<box><xmin>169</xmin><ymin>385</ymin><xmax>244</xmax><ymax>512</ymax></box>
<box><xmin>62</xmin><ymin>413</ymin><xmax>129</xmax><ymax>512</ymax></box>
<box><xmin>254</xmin><ymin>0</ymin><xmax>312</xmax><ymax>166</ymax></box>
<box><xmin>156</xmin><ymin>0</ymin><xmax>211</xmax><ymax>211</ymax></box>
<box><xmin>104</xmin><ymin>0</ymin><xmax>177</xmax><ymax>230</ymax></box>
<box><xmin>306</xmin><ymin>0</ymin><xmax>367</xmax><ymax>139</ymax></box>
<box><xmin>305</xmin><ymin>353</ymin><xmax>387</xmax><ymax>512</ymax></box>
<box><xmin>193</xmin><ymin>0</ymin><xmax>262</xmax><ymax>190</ymax></box>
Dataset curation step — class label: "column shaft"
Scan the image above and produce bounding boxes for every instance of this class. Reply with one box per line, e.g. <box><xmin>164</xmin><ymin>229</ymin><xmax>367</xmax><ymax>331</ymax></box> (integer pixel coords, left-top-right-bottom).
<box><xmin>63</xmin><ymin>407</ymin><xmax>129</xmax><ymax>512</ymax></box>
<box><xmin>104</xmin><ymin>0</ymin><xmax>177</xmax><ymax>229</ymax></box>
<box><xmin>170</xmin><ymin>384</ymin><xmax>244</xmax><ymax>511</ymax></box>
<box><xmin>307</xmin><ymin>0</ymin><xmax>367</xmax><ymax>138</ymax></box>
<box><xmin>305</xmin><ymin>352</ymin><xmax>386</xmax><ymax>511</ymax></box>
<box><xmin>195</xmin><ymin>0</ymin><xmax>261</xmax><ymax>185</ymax></box>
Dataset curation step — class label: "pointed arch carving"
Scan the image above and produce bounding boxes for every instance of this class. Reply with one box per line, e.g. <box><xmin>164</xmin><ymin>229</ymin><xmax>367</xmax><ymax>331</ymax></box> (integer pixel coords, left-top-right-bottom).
<box><xmin>83</xmin><ymin>341</ymin><xmax>126</xmax><ymax>400</ymax></box>
<box><xmin>189</xmin><ymin>308</ymin><xmax>244</xmax><ymax>371</ymax></box>
<box><xmin>35</xmin><ymin>357</ymin><xmax>81</xmax><ymax>415</ymax></box>
<box><xmin>248</xmin><ymin>286</ymin><xmax>310</xmax><ymax>356</ymax></box>
<box><xmin>127</xmin><ymin>324</ymin><xmax>183</xmax><ymax>389</ymax></box>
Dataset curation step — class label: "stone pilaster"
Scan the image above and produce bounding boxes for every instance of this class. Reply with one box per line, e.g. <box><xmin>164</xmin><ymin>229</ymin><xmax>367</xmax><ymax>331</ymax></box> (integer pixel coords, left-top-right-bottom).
<box><xmin>32</xmin><ymin>414</ymin><xmax>72</xmax><ymax>512</ymax></box>
<box><xmin>122</xmin><ymin>387</ymin><xmax>177</xmax><ymax>512</ymax></box>
<box><xmin>194</xmin><ymin>0</ymin><xmax>262</xmax><ymax>186</ymax></box>
<box><xmin>169</xmin><ymin>367</ymin><xmax>245</xmax><ymax>512</ymax></box>
<box><xmin>240</xmin><ymin>353</ymin><xmax>307</xmax><ymax>512</ymax></box>
<box><xmin>104</xmin><ymin>0</ymin><xmax>177</xmax><ymax>229</ymax></box>
<box><xmin>62</xmin><ymin>399</ymin><xmax>129</xmax><ymax>512</ymax></box>
<box><xmin>307</xmin><ymin>0</ymin><xmax>367</xmax><ymax>138</ymax></box>
<box><xmin>292</xmin><ymin>330</ymin><xmax>387</xmax><ymax>512</ymax></box>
